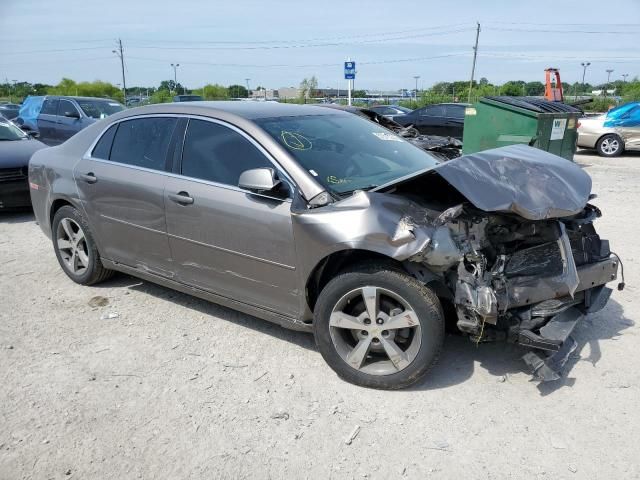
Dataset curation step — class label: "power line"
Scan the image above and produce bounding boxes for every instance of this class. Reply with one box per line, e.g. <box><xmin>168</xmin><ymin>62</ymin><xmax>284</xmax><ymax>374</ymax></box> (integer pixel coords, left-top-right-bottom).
<box><xmin>125</xmin><ymin>52</ymin><xmax>470</xmax><ymax>69</ymax></box>
<box><xmin>486</xmin><ymin>27</ymin><xmax>640</xmax><ymax>34</ymax></box>
<box><xmin>126</xmin><ymin>23</ymin><xmax>474</xmax><ymax>46</ymax></box>
<box><xmin>125</xmin><ymin>28</ymin><xmax>475</xmax><ymax>51</ymax></box>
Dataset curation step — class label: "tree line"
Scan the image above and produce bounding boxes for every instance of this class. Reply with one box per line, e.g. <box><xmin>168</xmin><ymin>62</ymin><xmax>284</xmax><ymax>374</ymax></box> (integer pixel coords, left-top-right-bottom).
<box><xmin>1</xmin><ymin>76</ymin><xmax>639</xmax><ymax>111</ymax></box>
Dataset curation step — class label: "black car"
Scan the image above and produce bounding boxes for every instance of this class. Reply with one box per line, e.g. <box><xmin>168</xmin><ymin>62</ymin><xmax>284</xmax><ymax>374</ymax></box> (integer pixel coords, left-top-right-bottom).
<box><xmin>0</xmin><ymin>117</ymin><xmax>47</xmax><ymax>209</ymax></box>
<box><xmin>173</xmin><ymin>95</ymin><xmax>203</xmax><ymax>102</ymax></box>
<box><xmin>317</xmin><ymin>104</ymin><xmax>462</xmax><ymax>160</ymax></box>
<box><xmin>392</xmin><ymin>103</ymin><xmax>469</xmax><ymax>139</ymax></box>
<box><xmin>368</xmin><ymin>105</ymin><xmax>413</xmax><ymax>118</ymax></box>
<box><xmin>0</xmin><ymin>103</ymin><xmax>21</xmax><ymax>121</ymax></box>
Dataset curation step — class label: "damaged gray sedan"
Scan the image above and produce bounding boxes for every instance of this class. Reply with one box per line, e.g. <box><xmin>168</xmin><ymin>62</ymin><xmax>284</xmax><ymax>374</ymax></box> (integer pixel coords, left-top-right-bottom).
<box><xmin>29</xmin><ymin>102</ymin><xmax>621</xmax><ymax>389</ymax></box>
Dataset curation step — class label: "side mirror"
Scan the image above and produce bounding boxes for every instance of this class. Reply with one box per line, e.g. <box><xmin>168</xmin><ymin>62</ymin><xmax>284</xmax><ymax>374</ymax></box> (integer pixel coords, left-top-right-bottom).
<box><xmin>64</xmin><ymin>110</ymin><xmax>80</xmax><ymax>119</ymax></box>
<box><xmin>238</xmin><ymin>168</ymin><xmax>281</xmax><ymax>192</ymax></box>
<box><xmin>27</xmin><ymin>130</ymin><xmax>40</xmax><ymax>139</ymax></box>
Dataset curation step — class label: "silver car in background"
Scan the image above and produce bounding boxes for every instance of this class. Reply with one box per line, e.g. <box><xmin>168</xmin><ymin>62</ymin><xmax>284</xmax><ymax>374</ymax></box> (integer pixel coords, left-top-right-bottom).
<box><xmin>577</xmin><ymin>102</ymin><xmax>640</xmax><ymax>157</ymax></box>
<box><xmin>29</xmin><ymin>102</ymin><xmax>619</xmax><ymax>388</ymax></box>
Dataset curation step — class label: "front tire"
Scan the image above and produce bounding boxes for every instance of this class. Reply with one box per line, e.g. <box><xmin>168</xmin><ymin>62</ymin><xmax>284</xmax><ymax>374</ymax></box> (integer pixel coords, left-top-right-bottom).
<box><xmin>313</xmin><ymin>264</ymin><xmax>444</xmax><ymax>389</ymax></box>
<box><xmin>52</xmin><ymin>205</ymin><xmax>113</xmax><ymax>285</ymax></box>
<box><xmin>597</xmin><ymin>134</ymin><xmax>624</xmax><ymax>157</ymax></box>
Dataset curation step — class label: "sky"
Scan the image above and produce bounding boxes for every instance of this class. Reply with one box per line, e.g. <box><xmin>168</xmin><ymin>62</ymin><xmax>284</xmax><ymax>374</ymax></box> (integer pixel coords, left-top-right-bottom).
<box><xmin>2</xmin><ymin>0</ymin><xmax>640</xmax><ymax>92</ymax></box>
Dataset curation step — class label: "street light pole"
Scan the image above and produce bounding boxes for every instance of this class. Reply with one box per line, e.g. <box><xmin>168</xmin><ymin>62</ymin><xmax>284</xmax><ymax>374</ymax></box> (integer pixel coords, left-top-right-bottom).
<box><xmin>413</xmin><ymin>75</ymin><xmax>420</xmax><ymax>107</ymax></box>
<box><xmin>171</xmin><ymin>63</ymin><xmax>180</xmax><ymax>95</ymax></box>
<box><xmin>622</xmin><ymin>73</ymin><xmax>629</xmax><ymax>83</ymax></box>
<box><xmin>245</xmin><ymin>78</ymin><xmax>251</xmax><ymax>98</ymax></box>
<box><xmin>605</xmin><ymin>69</ymin><xmax>614</xmax><ymax>98</ymax></box>
<box><xmin>580</xmin><ymin>62</ymin><xmax>590</xmax><ymax>96</ymax></box>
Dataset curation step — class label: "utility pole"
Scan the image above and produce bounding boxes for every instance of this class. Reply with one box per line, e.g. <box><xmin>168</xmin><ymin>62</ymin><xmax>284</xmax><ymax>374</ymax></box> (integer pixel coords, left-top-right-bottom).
<box><xmin>467</xmin><ymin>22</ymin><xmax>480</xmax><ymax>103</ymax></box>
<box><xmin>112</xmin><ymin>39</ymin><xmax>127</xmax><ymax>103</ymax></box>
<box><xmin>171</xmin><ymin>63</ymin><xmax>180</xmax><ymax>94</ymax></box>
<box><xmin>622</xmin><ymin>73</ymin><xmax>629</xmax><ymax>83</ymax></box>
<box><xmin>605</xmin><ymin>69</ymin><xmax>614</xmax><ymax>98</ymax></box>
<box><xmin>245</xmin><ymin>78</ymin><xmax>251</xmax><ymax>98</ymax></box>
<box><xmin>580</xmin><ymin>62</ymin><xmax>590</xmax><ymax>96</ymax></box>
<box><xmin>413</xmin><ymin>75</ymin><xmax>420</xmax><ymax>107</ymax></box>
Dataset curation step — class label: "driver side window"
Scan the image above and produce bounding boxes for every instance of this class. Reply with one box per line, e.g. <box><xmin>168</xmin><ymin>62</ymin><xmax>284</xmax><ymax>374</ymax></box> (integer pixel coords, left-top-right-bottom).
<box><xmin>181</xmin><ymin>119</ymin><xmax>280</xmax><ymax>190</ymax></box>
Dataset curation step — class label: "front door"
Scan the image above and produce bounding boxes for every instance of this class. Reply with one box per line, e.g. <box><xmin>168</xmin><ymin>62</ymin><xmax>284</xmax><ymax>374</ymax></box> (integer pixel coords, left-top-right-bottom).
<box><xmin>164</xmin><ymin>118</ymin><xmax>300</xmax><ymax>316</ymax></box>
<box><xmin>74</xmin><ymin>116</ymin><xmax>178</xmax><ymax>277</ymax></box>
<box><xmin>415</xmin><ymin>105</ymin><xmax>446</xmax><ymax>136</ymax></box>
<box><xmin>56</xmin><ymin>99</ymin><xmax>83</xmax><ymax>143</ymax></box>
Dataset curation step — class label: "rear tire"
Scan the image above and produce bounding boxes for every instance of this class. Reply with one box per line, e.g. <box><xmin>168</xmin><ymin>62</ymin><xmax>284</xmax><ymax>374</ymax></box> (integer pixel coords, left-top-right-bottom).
<box><xmin>313</xmin><ymin>263</ymin><xmax>444</xmax><ymax>389</ymax></box>
<box><xmin>596</xmin><ymin>134</ymin><xmax>624</xmax><ymax>157</ymax></box>
<box><xmin>52</xmin><ymin>205</ymin><xmax>113</xmax><ymax>285</ymax></box>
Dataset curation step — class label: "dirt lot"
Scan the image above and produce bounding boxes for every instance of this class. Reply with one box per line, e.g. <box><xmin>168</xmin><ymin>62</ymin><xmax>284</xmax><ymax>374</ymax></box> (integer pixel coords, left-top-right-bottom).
<box><xmin>1</xmin><ymin>150</ymin><xmax>638</xmax><ymax>480</ymax></box>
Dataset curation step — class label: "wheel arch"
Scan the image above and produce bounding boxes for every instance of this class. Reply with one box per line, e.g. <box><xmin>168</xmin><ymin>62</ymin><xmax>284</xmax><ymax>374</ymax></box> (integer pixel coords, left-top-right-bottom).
<box><xmin>597</xmin><ymin>131</ymin><xmax>625</xmax><ymax>152</ymax></box>
<box><xmin>305</xmin><ymin>249</ymin><xmax>402</xmax><ymax>313</ymax></box>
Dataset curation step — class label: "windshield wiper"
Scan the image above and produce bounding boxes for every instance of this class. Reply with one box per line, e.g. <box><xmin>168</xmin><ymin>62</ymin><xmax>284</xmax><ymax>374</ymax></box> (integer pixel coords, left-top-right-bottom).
<box><xmin>338</xmin><ymin>184</ymin><xmax>379</xmax><ymax>197</ymax></box>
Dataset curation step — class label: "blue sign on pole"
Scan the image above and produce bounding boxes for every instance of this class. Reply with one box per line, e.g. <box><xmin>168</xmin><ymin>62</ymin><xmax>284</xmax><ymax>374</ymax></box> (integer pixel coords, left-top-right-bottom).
<box><xmin>344</xmin><ymin>61</ymin><xmax>356</xmax><ymax>80</ymax></box>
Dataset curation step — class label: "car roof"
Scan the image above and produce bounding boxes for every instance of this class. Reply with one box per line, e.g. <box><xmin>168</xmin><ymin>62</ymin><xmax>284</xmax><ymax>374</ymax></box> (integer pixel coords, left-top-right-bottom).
<box><xmin>122</xmin><ymin>101</ymin><xmax>350</xmax><ymax>120</ymax></box>
<box><xmin>44</xmin><ymin>95</ymin><xmax>120</xmax><ymax>102</ymax></box>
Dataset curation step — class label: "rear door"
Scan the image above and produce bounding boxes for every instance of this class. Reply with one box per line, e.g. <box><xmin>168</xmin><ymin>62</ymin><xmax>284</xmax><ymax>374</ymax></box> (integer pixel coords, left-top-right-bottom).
<box><xmin>37</xmin><ymin>98</ymin><xmax>59</xmax><ymax>145</ymax></box>
<box><xmin>164</xmin><ymin>118</ymin><xmax>300</xmax><ymax>316</ymax></box>
<box><xmin>56</xmin><ymin>99</ymin><xmax>83</xmax><ymax>143</ymax></box>
<box><xmin>443</xmin><ymin>104</ymin><xmax>466</xmax><ymax>139</ymax></box>
<box><xmin>414</xmin><ymin>105</ymin><xmax>446</xmax><ymax>135</ymax></box>
<box><xmin>74</xmin><ymin>116</ymin><xmax>180</xmax><ymax>277</ymax></box>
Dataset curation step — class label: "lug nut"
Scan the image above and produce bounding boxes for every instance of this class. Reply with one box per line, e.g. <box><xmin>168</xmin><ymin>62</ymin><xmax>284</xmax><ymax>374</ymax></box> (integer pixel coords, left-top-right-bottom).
<box><xmin>363</xmin><ymin>318</ymin><xmax>371</xmax><ymax>325</ymax></box>
<box><xmin>361</xmin><ymin>330</ymin><xmax>368</xmax><ymax>336</ymax></box>
<box><xmin>376</xmin><ymin>318</ymin><xmax>384</xmax><ymax>325</ymax></box>
<box><xmin>382</xmin><ymin>330</ymin><xmax>389</xmax><ymax>337</ymax></box>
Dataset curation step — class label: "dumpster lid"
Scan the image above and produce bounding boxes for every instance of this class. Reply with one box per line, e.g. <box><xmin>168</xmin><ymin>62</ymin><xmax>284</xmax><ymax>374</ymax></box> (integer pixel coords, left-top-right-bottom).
<box><xmin>485</xmin><ymin>96</ymin><xmax>582</xmax><ymax>113</ymax></box>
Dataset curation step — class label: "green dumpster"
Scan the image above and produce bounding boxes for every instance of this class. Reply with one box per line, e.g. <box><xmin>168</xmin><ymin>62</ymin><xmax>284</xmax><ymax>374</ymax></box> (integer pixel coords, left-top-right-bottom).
<box><xmin>462</xmin><ymin>96</ymin><xmax>582</xmax><ymax>161</ymax></box>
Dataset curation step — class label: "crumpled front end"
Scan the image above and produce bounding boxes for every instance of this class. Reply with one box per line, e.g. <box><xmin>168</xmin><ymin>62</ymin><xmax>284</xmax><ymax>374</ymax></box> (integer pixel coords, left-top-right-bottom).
<box><xmin>435</xmin><ymin>204</ymin><xmax>619</xmax><ymax>381</ymax></box>
<box><xmin>295</xmin><ymin>145</ymin><xmax>620</xmax><ymax>382</ymax></box>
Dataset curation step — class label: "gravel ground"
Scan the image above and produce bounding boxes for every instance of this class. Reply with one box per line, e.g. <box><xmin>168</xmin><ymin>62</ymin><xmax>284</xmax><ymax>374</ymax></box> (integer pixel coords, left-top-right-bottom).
<box><xmin>1</xmin><ymin>150</ymin><xmax>638</xmax><ymax>480</ymax></box>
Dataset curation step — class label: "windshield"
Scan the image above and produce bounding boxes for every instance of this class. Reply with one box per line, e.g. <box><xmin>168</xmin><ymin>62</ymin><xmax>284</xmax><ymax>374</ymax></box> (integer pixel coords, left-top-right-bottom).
<box><xmin>395</xmin><ymin>106</ymin><xmax>413</xmax><ymax>113</ymax></box>
<box><xmin>76</xmin><ymin>99</ymin><xmax>124</xmax><ymax>119</ymax></box>
<box><xmin>0</xmin><ymin>120</ymin><xmax>27</xmax><ymax>141</ymax></box>
<box><xmin>255</xmin><ymin>113</ymin><xmax>440</xmax><ymax>195</ymax></box>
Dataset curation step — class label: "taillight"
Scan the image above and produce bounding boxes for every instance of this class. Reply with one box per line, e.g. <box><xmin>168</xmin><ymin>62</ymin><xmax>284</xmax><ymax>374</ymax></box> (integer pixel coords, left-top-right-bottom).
<box><xmin>577</xmin><ymin>121</ymin><xmax>581</xmax><ymax>129</ymax></box>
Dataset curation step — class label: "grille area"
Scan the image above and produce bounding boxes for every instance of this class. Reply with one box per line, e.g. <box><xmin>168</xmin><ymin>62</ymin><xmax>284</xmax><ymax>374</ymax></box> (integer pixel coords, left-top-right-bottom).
<box><xmin>0</xmin><ymin>167</ymin><xmax>28</xmax><ymax>182</ymax></box>
<box><xmin>505</xmin><ymin>241</ymin><xmax>563</xmax><ymax>278</ymax></box>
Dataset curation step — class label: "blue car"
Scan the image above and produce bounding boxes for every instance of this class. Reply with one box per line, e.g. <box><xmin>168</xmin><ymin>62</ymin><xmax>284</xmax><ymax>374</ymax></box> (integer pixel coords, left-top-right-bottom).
<box><xmin>18</xmin><ymin>96</ymin><xmax>124</xmax><ymax>146</ymax></box>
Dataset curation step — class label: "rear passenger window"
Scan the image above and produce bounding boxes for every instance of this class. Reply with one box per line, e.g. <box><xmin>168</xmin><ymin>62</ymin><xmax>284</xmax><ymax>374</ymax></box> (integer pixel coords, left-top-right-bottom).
<box><xmin>421</xmin><ymin>105</ymin><xmax>444</xmax><ymax>117</ymax></box>
<box><xmin>109</xmin><ymin>117</ymin><xmax>177</xmax><ymax>171</ymax></box>
<box><xmin>41</xmin><ymin>99</ymin><xmax>58</xmax><ymax>115</ymax></box>
<box><xmin>181</xmin><ymin>119</ymin><xmax>271</xmax><ymax>186</ymax></box>
<box><xmin>446</xmin><ymin>105</ymin><xmax>465</xmax><ymax>119</ymax></box>
<box><xmin>91</xmin><ymin>124</ymin><xmax>118</xmax><ymax>159</ymax></box>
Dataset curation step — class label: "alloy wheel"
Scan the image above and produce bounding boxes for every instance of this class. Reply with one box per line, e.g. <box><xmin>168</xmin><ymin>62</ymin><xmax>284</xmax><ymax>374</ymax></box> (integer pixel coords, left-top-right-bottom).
<box><xmin>329</xmin><ymin>286</ymin><xmax>422</xmax><ymax>375</ymax></box>
<box><xmin>601</xmin><ymin>137</ymin><xmax>620</xmax><ymax>155</ymax></box>
<box><xmin>56</xmin><ymin>218</ymin><xmax>90</xmax><ymax>275</ymax></box>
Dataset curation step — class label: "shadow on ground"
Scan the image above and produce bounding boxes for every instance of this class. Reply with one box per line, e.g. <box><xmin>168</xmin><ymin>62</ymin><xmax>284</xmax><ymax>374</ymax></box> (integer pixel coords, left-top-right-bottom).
<box><xmin>0</xmin><ymin>209</ymin><xmax>34</xmax><ymax>224</ymax></box>
<box><xmin>95</xmin><ymin>274</ymin><xmax>632</xmax><ymax>394</ymax></box>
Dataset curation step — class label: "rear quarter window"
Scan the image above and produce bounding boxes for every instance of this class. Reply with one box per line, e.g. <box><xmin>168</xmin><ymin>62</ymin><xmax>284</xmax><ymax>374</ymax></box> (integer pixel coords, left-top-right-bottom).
<box><xmin>91</xmin><ymin>124</ymin><xmax>118</xmax><ymax>159</ymax></box>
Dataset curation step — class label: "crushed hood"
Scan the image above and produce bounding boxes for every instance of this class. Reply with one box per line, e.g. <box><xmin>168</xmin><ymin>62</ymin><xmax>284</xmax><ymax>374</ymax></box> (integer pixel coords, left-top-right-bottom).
<box><xmin>379</xmin><ymin>144</ymin><xmax>591</xmax><ymax>221</ymax></box>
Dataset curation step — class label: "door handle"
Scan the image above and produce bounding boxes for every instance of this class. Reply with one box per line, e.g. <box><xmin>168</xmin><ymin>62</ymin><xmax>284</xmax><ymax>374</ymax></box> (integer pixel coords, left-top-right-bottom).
<box><xmin>80</xmin><ymin>172</ymin><xmax>97</xmax><ymax>184</ymax></box>
<box><xmin>168</xmin><ymin>191</ymin><xmax>194</xmax><ymax>205</ymax></box>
